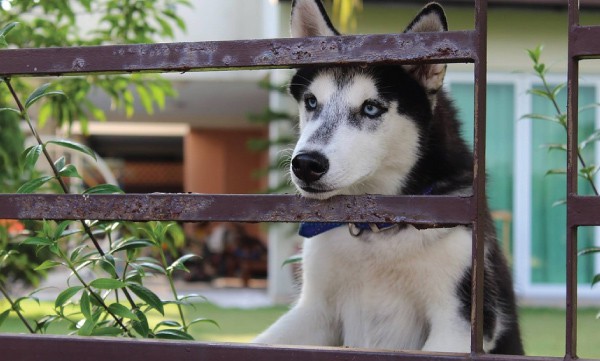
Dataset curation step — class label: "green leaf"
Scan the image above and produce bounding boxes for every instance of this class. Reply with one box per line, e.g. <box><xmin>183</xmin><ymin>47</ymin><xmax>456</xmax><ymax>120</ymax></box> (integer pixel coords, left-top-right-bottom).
<box><xmin>127</xmin><ymin>283</ymin><xmax>164</xmax><ymax>315</ymax></box>
<box><xmin>579</xmin><ymin>129</ymin><xmax>600</xmax><ymax>150</ymax></box>
<box><xmin>83</xmin><ymin>184</ymin><xmax>124</xmax><ymax>194</ymax></box>
<box><xmin>578</xmin><ymin>247</ymin><xmax>600</xmax><ymax>256</ymax></box>
<box><xmin>155</xmin><ymin>329</ymin><xmax>194</xmax><ymax>341</ymax></box>
<box><xmin>552</xmin><ymin>199</ymin><xmax>566</xmax><ymax>207</ymax></box>
<box><xmin>55</xmin><ymin>286</ymin><xmax>84</xmax><ymax>308</ymax></box>
<box><xmin>21</xmin><ymin>237</ymin><xmax>54</xmax><ymax>247</ymax></box>
<box><xmin>111</xmin><ymin>239</ymin><xmax>155</xmax><ymax>254</ymax></box>
<box><xmin>526</xmin><ymin>45</ymin><xmax>542</xmax><ymax>64</ymax></box>
<box><xmin>138</xmin><ymin>262</ymin><xmax>167</xmax><ymax>275</ymax></box>
<box><xmin>59</xmin><ymin>164</ymin><xmax>82</xmax><ymax>179</ymax></box>
<box><xmin>148</xmin><ymin>83</ymin><xmax>166</xmax><ymax>109</ymax></box>
<box><xmin>25</xmin><ymin>83</ymin><xmax>66</xmax><ymax>109</ymax></box>
<box><xmin>136</xmin><ymin>85</ymin><xmax>154</xmax><ymax>115</ymax></box>
<box><xmin>46</xmin><ymin>139</ymin><xmax>97</xmax><ymax>161</ymax></box>
<box><xmin>580</xmin><ymin>165</ymin><xmax>600</xmax><ymax>178</ymax></box>
<box><xmin>22</xmin><ymin>145</ymin><xmax>43</xmax><ymax>171</ymax></box>
<box><xmin>80</xmin><ymin>291</ymin><xmax>92</xmax><ymax>320</ymax></box>
<box><xmin>108</xmin><ymin>303</ymin><xmax>139</xmax><ymax>321</ymax></box>
<box><xmin>0</xmin><ymin>310</ymin><xmax>10</xmax><ymax>328</ymax></box>
<box><xmin>58</xmin><ymin>229</ymin><xmax>82</xmax><ymax>240</ymax></box>
<box><xmin>177</xmin><ymin>293</ymin><xmax>208</xmax><ymax>303</ymax></box>
<box><xmin>153</xmin><ymin>320</ymin><xmax>181</xmax><ymax>331</ymax></box>
<box><xmin>77</xmin><ymin>318</ymin><xmax>96</xmax><ymax>336</ymax></box>
<box><xmin>0</xmin><ymin>22</ymin><xmax>19</xmax><ymax>37</ymax></box>
<box><xmin>551</xmin><ymin>83</ymin><xmax>566</xmax><ymax>98</ymax></box>
<box><xmin>527</xmin><ymin>88</ymin><xmax>551</xmax><ymax>99</ymax></box>
<box><xmin>131</xmin><ymin>309</ymin><xmax>150</xmax><ymax>337</ymax></box>
<box><xmin>70</xmin><ymin>245</ymin><xmax>88</xmax><ymax>263</ymax></box>
<box><xmin>91</xmin><ymin>327</ymin><xmax>123</xmax><ymax>336</ymax></box>
<box><xmin>34</xmin><ymin>260</ymin><xmax>62</xmax><ymax>271</ymax></box>
<box><xmin>521</xmin><ymin>113</ymin><xmax>560</xmax><ymax>123</ymax></box>
<box><xmin>89</xmin><ymin>278</ymin><xmax>126</xmax><ymax>290</ymax></box>
<box><xmin>53</xmin><ymin>221</ymin><xmax>71</xmax><ymax>240</ymax></box>
<box><xmin>54</xmin><ymin>156</ymin><xmax>66</xmax><ymax>172</ymax></box>
<box><xmin>592</xmin><ymin>274</ymin><xmax>600</xmax><ymax>287</ymax></box>
<box><xmin>0</xmin><ymin>108</ymin><xmax>21</xmax><ymax>116</ymax></box>
<box><xmin>167</xmin><ymin>254</ymin><xmax>198</xmax><ymax>273</ymax></box>
<box><xmin>533</xmin><ymin>63</ymin><xmax>546</xmax><ymax>75</ymax></box>
<box><xmin>540</xmin><ymin>143</ymin><xmax>567</xmax><ymax>153</ymax></box>
<box><xmin>545</xmin><ymin>168</ymin><xmax>567</xmax><ymax>176</ymax></box>
<box><xmin>188</xmin><ymin>317</ymin><xmax>219</xmax><ymax>329</ymax></box>
<box><xmin>16</xmin><ymin>175</ymin><xmax>54</xmax><ymax>194</ymax></box>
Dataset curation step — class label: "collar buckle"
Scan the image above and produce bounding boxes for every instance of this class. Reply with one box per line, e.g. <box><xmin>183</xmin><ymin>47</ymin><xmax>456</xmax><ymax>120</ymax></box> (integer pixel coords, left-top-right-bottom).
<box><xmin>348</xmin><ymin>222</ymin><xmax>397</xmax><ymax>237</ymax></box>
<box><xmin>348</xmin><ymin>223</ymin><xmax>363</xmax><ymax>237</ymax></box>
<box><xmin>369</xmin><ymin>223</ymin><xmax>397</xmax><ymax>233</ymax></box>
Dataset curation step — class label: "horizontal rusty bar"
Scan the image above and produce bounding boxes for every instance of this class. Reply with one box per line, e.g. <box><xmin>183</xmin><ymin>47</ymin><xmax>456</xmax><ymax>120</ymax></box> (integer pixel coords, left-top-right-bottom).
<box><xmin>0</xmin><ymin>31</ymin><xmax>476</xmax><ymax>77</ymax></box>
<box><xmin>570</xmin><ymin>25</ymin><xmax>600</xmax><ymax>59</ymax></box>
<box><xmin>0</xmin><ymin>194</ymin><xmax>472</xmax><ymax>225</ymax></box>
<box><xmin>0</xmin><ymin>334</ymin><xmax>584</xmax><ymax>361</ymax></box>
<box><xmin>567</xmin><ymin>195</ymin><xmax>600</xmax><ymax>227</ymax></box>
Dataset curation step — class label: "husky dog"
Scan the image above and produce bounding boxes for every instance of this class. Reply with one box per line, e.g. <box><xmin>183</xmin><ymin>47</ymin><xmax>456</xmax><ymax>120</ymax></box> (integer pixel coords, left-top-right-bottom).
<box><xmin>255</xmin><ymin>0</ymin><xmax>523</xmax><ymax>355</ymax></box>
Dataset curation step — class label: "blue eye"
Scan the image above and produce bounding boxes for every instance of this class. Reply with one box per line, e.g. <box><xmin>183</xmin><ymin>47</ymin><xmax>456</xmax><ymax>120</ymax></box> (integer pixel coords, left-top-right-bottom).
<box><xmin>305</xmin><ymin>95</ymin><xmax>318</xmax><ymax>111</ymax></box>
<box><xmin>361</xmin><ymin>101</ymin><xmax>385</xmax><ymax>118</ymax></box>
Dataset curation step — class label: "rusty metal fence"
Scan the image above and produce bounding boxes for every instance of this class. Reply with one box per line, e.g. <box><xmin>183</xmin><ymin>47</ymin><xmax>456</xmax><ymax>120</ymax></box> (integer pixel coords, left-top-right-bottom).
<box><xmin>0</xmin><ymin>0</ymin><xmax>597</xmax><ymax>360</ymax></box>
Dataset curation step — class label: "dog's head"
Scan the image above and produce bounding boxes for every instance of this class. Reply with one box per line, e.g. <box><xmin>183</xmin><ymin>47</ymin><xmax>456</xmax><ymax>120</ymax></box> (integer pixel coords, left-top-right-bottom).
<box><xmin>289</xmin><ymin>0</ymin><xmax>448</xmax><ymax>199</ymax></box>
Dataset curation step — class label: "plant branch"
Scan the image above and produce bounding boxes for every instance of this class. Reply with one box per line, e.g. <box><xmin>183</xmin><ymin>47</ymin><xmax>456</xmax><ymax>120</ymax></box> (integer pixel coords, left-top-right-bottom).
<box><xmin>538</xmin><ymin>70</ymin><xmax>600</xmax><ymax>196</ymax></box>
<box><xmin>3</xmin><ymin>77</ymin><xmax>139</xmax><ymax>310</ymax></box>
<box><xmin>158</xmin><ymin>250</ymin><xmax>187</xmax><ymax>331</ymax></box>
<box><xmin>0</xmin><ymin>282</ymin><xmax>35</xmax><ymax>334</ymax></box>
<box><xmin>64</xmin><ymin>255</ymin><xmax>132</xmax><ymax>336</ymax></box>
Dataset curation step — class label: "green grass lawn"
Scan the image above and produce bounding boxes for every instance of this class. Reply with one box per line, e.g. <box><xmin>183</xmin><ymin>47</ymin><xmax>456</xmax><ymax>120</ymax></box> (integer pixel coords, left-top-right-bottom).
<box><xmin>1</xmin><ymin>300</ymin><xmax>598</xmax><ymax>357</ymax></box>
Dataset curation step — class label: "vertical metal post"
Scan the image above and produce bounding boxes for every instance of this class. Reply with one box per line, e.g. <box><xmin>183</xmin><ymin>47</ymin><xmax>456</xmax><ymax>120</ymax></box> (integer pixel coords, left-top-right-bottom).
<box><xmin>471</xmin><ymin>0</ymin><xmax>488</xmax><ymax>355</ymax></box>
<box><xmin>566</xmin><ymin>0</ymin><xmax>579</xmax><ymax>359</ymax></box>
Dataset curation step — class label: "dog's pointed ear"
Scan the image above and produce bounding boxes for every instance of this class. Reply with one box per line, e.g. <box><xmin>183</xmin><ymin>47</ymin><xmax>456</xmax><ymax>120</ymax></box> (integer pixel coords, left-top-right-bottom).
<box><xmin>403</xmin><ymin>3</ymin><xmax>448</xmax><ymax>94</ymax></box>
<box><xmin>291</xmin><ymin>0</ymin><xmax>340</xmax><ymax>38</ymax></box>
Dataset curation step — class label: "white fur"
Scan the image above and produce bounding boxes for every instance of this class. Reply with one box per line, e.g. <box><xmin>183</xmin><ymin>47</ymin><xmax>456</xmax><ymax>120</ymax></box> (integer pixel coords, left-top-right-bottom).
<box><xmin>255</xmin><ymin>226</ymin><xmax>474</xmax><ymax>352</ymax></box>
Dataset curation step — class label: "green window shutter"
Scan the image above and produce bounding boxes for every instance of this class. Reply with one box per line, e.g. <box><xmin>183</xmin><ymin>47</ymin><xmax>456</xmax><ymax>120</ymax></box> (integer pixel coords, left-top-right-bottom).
<box><xmin>450</xmin><ymin>83</ymin><xmax>515</xmax><ymax>262</ymax></box>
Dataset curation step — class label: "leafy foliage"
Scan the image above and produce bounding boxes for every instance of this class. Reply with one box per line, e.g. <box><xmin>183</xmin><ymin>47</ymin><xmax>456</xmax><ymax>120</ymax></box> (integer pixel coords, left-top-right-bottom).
<box><xmin>524</xmin><ymin>46</ymin><xmax>600</xmax><ymax>294</ymax></box>
<box><xmin>523</xmin><ymin>45</ymin><xmax>600</xmax><ymax>195</ymax></box>
<box><xmin>0</xmin><ymin>0</ymin><xmax>186</xmax><ymax>132</ymax></box>
<box><xmin>0</xmin><ymin>1</ymin><xmax>215</xmax><ymax>340</ymax></box>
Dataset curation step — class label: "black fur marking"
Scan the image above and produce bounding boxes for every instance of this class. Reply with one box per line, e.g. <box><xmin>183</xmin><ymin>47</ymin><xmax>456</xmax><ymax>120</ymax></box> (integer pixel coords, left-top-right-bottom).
<box><xmin>291</xmin><ymin>0</ymin><xmax>341</xmax><ymax>36</ymax></box>
<box><xmin>311</xmin><ymin>104</ymin><xmax>324</xmax><ymax>120</ymax></box>
<box><xmin>400</xmin><ymin>91</ymin><xmax>472</xmax><ymax>196</ymax></box>
<box><xmin>456</xmin><ymin>225</ymin><xmax>524</xmax><ymax>355</ymax></box>
<box><xmin>308</xmin><ymin>116</ymin><xmax>339</xmax><ymax>144</ymax></box>
<box><xmin>291</xmin><ymin>65</ymin><xmax>431</xmax><ymax>134</ymax></box>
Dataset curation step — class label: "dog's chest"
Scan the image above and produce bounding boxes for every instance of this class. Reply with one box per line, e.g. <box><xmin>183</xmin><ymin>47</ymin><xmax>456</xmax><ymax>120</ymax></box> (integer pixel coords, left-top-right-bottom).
<box><xmin>302</xmin><ymin>225</ymin><xmax>472</xmax><ymax>349</ymax></box>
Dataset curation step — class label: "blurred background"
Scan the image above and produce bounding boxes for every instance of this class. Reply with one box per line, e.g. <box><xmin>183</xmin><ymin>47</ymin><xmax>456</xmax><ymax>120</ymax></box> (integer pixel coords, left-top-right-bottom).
<box><xmin>1</xmin><ymin>0</ymin><xmax>600</xmax><ymax>357</ymax></box>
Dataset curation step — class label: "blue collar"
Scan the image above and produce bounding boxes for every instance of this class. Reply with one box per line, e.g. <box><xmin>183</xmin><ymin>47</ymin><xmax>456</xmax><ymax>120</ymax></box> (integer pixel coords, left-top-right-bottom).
<box><xmin>298</xmin><ymin>186</ymin><xmax>434</xmax><ymax>238</ymax></box>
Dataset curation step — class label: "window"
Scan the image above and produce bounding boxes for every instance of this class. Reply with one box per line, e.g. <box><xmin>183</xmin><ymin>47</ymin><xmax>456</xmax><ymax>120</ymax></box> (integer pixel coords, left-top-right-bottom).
<box><xmin>448</xmin><ymin>72</ymin><xmax>600</xmax><ymax>300</ymax></box>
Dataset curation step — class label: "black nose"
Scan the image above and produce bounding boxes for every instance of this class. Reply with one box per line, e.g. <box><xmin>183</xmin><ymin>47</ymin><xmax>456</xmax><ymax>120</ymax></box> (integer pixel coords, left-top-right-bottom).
<box><xmin>292</xmin><ymin>152</ymin><xmax>329</xmax><ymax>183</ymax></box>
